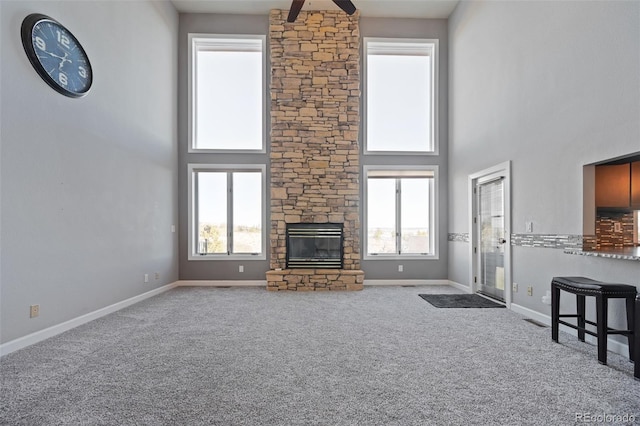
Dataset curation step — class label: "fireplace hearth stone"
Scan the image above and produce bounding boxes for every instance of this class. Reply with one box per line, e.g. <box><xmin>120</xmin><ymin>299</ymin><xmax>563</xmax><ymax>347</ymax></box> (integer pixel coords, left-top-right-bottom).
<box><xmin>266</xmin><ymin>269</ymin><xmax>364</xmax><ymax>291</ymax></box>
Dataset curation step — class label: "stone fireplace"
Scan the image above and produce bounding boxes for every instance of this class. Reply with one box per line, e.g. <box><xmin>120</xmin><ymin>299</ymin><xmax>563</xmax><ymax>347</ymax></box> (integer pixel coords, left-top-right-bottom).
<box><xmin>266</xmin><ymin>9</ymin><xmax>365</xmax><ymax>291</ymax></box>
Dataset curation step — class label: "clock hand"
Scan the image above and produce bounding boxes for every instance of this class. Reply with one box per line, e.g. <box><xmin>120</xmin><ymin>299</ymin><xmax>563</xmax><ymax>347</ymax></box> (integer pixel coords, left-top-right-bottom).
<box><xmin>44</xmin><ymin>50</ymin><xmax>66</xmax><ymax>60</ymax></box>
<box><xmin>43</xmin><ymin>50</ymin><xmax>72</xmax><ymax>65</ymax></box>
<box><xmin>58</xmin><ymin>52</ymin><xmax>71</xmax><ymax>70</ymax></box>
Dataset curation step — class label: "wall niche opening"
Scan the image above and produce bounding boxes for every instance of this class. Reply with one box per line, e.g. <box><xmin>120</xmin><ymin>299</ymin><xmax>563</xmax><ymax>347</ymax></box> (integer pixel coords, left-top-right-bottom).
<box><xmin>583</xmin><ymin>151</ymin><xmax>640</xmax><ymax>251</ymax></box>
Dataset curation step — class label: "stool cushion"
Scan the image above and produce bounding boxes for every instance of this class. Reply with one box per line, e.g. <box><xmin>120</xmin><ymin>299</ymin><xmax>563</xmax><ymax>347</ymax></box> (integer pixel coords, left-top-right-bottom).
<box><xmin>552</xmin><ymin>276</ymin><xmax>637</xmax><ymax>296</ymax></box>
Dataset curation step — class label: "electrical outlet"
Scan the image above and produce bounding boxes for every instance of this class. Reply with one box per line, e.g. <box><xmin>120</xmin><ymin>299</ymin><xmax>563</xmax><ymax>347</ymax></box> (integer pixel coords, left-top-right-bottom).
<box><xmin>144</xmin><ymin>274</ymin><xmax>149</xmax><ymax>283</ymax></box>
<box><xmin>30</xmin><ymin>304</ymin><xmax>40</xmax><ymax>318</ymax></box>
<box><xmin>155</xmin><ymin>272</ymin><xmax>160</xmax><ymax>280</ymax></box>
<box><xmin>525</xmin><ymin>221</ymin><xmax>533</xmax><ymax>233</ymax></box>
<box><xmin>398</xmin><ymin>265</ymin><xmax>403</xmax><ymax>272</ymax></box>
<box><xmin>239</xmin><ymin>265</ymin><xmax>244</xmax><ymax>273</ymax></box>
<box><xmin>527</xmin><ymin>286</ymin><xmax>533</xmax><ymax>296</ymax></box>
<box><xmin>513</xmin><ymin>282</ymin><xmax>518</xmax><ymax>292</ymax></box>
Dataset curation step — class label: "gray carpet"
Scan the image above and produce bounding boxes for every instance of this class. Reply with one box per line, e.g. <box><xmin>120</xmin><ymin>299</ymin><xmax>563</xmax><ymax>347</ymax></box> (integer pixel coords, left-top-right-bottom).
<box><xmin>1</xmin><ymin>286</ymin><xmax>639</xmax><ymax>425</ymax></box>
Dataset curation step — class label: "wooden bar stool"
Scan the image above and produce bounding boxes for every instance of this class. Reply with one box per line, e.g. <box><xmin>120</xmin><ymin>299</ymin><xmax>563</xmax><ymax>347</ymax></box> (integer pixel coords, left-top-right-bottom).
<box><xmin>551</xmin><ymin>276</ymin><xmax>636</xmax><ymax>366</ymax></box>
<box><xmin>636</xmin><ymin>294</ymin><xmax>640</xmax><ymax>380</ymax></box>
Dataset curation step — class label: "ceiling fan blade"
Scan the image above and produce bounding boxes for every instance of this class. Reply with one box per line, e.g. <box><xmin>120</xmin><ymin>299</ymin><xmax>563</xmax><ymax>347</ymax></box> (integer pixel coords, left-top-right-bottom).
<box><xmin>287</xmin><ymin>0</ymin><xmax>305</xmax><ymax>22</ymax></box>
<box><xmin>332</xmin><ymin>0</ymin><xmax>356</xmax><ymax>15</ymax></box>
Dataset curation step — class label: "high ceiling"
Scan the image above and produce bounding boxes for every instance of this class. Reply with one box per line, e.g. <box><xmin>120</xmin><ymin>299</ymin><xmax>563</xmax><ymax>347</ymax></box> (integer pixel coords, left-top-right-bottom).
<box><xmin>170</xmin><ymin>0</ymin><xmax>460</xmax><ymax>19</ymax></box>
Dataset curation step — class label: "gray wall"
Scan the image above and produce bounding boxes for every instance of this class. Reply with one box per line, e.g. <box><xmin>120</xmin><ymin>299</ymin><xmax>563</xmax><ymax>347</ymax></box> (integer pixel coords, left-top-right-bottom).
<box><xmin>360</xmin><ymin>17</ymin><xmax>449</xmax><ymax>281</ymax></box>
<box><xmin>448</xmin><ymin>0</ymin><xmax>640</xmax><ymax>319</ymax></box>
<box><xmin>178</xmin><ymin>14</ymin><xmax>449</xmax><ymax>281</ymax></box>
<box><xmin>0</xmin><ymin>0</ymin><xmax>179</xmax><ymax>344</ymax></box>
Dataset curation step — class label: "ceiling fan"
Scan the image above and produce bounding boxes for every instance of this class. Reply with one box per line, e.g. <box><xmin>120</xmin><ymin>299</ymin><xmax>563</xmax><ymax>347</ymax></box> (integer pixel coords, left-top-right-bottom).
<box><xmin>287</xmin><ymin>0</ymin><xmax>357</xmax><ymax>22</ymax></box>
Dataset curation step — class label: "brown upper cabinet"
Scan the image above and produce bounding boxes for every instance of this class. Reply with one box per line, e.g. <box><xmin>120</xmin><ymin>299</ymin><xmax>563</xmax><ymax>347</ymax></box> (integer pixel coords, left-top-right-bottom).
<box><xmin>595</xmin><ymin>163</ymin><xmax>631</xmax><ymax>208</ymax></box>
<box><xmin>632</xmin><ymin>161</ymin><xmax>640</xmax><ymax>208</ymax></box>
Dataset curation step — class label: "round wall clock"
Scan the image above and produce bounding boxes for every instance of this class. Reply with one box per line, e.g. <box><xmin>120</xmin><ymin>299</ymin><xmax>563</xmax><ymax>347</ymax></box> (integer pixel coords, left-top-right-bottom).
<box><xmin>21</xmin><ymin>13</ymin><xmax>93</xmax><ymax>98</ymax></box>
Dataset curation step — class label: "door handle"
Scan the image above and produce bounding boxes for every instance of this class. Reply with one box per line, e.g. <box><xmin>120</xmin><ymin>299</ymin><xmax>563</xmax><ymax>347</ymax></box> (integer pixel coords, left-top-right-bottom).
<box><xmin>498</xmin><ymin>238</ymin><xmax>507</xmax><ymax>244</ymax></box>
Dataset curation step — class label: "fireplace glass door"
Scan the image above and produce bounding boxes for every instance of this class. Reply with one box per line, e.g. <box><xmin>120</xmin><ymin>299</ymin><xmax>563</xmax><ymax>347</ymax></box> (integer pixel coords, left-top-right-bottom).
<box><xmin>286</xmin><ymin>223</ymin><xmax>343</xmax><ymax>269</ymax></box>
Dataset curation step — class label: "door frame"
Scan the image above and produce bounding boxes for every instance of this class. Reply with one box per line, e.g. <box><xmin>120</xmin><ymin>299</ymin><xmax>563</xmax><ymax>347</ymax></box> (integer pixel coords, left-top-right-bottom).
<box><xmin>468</xmin><ymin>161</ymin><xmax>512</xmax><ymax>308</ymax></box>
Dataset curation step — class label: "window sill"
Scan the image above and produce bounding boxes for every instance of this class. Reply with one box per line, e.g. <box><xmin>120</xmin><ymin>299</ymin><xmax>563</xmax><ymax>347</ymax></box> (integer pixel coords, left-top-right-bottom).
<box><xmin>188</xmin><ymin>254</ymin><xmax>266</xmax><ymax>261</ymax></box>
<box><xmin>188</xmin><ymin>147</ymin><xmax>266</xmax><ymax>155</ymax></box>
<box><xmin>363</xmin><ymin>150</ymin><xmax>438</xmax><ymax>156</ymax></box>
<box><xmin>363</xmin><ymin>254</ymin><xmax>439</xmax><ymax>261</ymax></box>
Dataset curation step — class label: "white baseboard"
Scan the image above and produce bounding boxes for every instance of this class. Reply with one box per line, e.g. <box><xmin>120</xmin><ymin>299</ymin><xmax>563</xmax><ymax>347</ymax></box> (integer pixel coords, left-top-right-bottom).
<box><xmin>510</xmin><ymin>303</ymin><xmax>551</xmax><ymax>326</ymax></box>
<box><xmin>448</xmin><ymin>280</ymin><xmax>472</xmax><ymax>293</ymax></box>
<box><xmin>177</xmin><ymin>280</ymin><xmax>266</xmax><ymax>287</ymax></box>
<box><xmin>364</xmin><ymin>279</ymin><xmax>450</xmax><ymax>286</ymax></box>
<box><xmin>510</xmin><ymin>303</ymin><xmax>631</xmax><ymax>359</ymax></box>
<box><xmin>0</xmin><ymin>282</ymin><xmax>178</xmax><ymax>357</ymax></box>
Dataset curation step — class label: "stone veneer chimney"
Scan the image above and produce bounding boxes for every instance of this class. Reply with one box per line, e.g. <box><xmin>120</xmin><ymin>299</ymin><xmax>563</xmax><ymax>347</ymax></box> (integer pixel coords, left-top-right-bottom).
<box><xmin>266</xmin><ymin>9</ymin><xmax>365</xmax><ymax>291</ymax></box>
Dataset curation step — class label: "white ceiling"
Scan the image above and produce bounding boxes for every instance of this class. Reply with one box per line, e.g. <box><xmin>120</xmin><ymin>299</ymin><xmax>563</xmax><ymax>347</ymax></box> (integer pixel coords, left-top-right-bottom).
<box><xmin>170</xmin><ymin>0</ymin><xmax>460</xmax><ymax>19</ymax></box>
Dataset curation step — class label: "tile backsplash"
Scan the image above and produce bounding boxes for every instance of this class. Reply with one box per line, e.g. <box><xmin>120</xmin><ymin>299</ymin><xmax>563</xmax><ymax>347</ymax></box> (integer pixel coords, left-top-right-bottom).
<box><xmin>595</xmin><ymin>210</ymin><xmax>635</xmax><ymax>248</ymax></box>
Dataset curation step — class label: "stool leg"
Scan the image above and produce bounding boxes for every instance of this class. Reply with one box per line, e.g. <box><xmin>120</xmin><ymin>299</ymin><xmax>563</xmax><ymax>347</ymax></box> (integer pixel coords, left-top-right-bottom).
<box><xmin>635</xmin><ymin>295</ymin><xmax>639</xmax><ymax>380</ymax></box>
<box><xmin>626</xmin><ymin>296</ymin><xmax>635</xmax><ymax>362</ymax></box>
<box><xmin>596</xmin><ymin>295</ymin><xmax>608</xmax><ymax>365</ymax></box>
<box><xmin>551</xmin><ymin>283</ymin><xmax>560</xmax><ymax>343</ymax></box>
<box><xmin>577</xmin><ymin>294</ymin><xmax>586</xmax><ymax>342</ymax></box>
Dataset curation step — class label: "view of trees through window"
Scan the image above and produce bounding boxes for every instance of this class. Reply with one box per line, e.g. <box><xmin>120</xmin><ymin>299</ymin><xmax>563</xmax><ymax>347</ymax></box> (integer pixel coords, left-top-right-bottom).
<box><xmin>367</xmin><ymin>175</ymin><xmax>432</xmax><ymax>255</ymax></box>
<box><xmin>198</xmin><ymin>223</ymin><xmax>261</xmax><ymax>254</ymax></box>
<box><xmin>196</xmin><ymin>170</ymin><xmax>262</xmax><ymax>255</ymax></box>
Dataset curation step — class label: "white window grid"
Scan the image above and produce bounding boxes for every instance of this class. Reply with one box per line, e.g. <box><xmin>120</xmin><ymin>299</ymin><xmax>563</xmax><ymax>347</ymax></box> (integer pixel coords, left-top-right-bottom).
<box><xmin>363</xmin><ymin>165</ymin><xmax>439</xmax><ymax>260</ymax></box>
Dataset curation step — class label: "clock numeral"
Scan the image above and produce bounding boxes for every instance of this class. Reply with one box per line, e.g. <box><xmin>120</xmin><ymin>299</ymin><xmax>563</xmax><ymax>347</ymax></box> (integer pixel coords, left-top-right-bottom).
<box><xmin>56</xmin><ymin>30</ymin><xmax>71</xmax><ymax>49</ymax></box>
<box><xmin>78</xmin><ymin>66</ymin><xmax>88</xmax><ymax>79</ymax></box>
<box><xmin>58</xmin><ymin>72</ymin><xmax>68</xmax><ymax>86</ymax></box>
<box><xmin>34</xmin><ymin>36</ymin><xmax>46</xmax><ymax>51</ymax></box>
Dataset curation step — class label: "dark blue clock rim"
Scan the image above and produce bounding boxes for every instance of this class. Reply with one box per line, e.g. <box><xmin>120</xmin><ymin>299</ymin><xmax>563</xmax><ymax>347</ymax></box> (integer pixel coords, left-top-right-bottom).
<box><xmin>21</xmin><ymin>13</ymin><xmax>93</xmax><ymax>98</ymax></box>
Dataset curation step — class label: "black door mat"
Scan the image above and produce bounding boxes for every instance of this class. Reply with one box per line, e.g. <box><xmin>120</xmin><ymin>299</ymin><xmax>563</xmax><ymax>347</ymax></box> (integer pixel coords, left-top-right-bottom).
<box><xmin>418</xmin><ymin>294</ymin><xmax>505</xmax><ymax>308</ymax></box>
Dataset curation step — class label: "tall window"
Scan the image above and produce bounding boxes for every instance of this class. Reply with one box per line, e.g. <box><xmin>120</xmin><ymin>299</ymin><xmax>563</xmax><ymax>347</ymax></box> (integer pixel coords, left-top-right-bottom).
<box><xmin>364</xmin><ymin>167</ymin><xmax>438</xmax><ymax>259</ymax></box>
<box><xmin>189</xmin><ymin>35</ymin><xmax>265</xmax><ymax>152</ymax></box>
<box><xmin>188</xmin><ymin>164</ymin><xmax>266</xmax><ymax>260</ymax></box>
<box><xmin>364</xmin><ymin>38</ymin><xmax>438</xmax><ymax>154</ymax></box>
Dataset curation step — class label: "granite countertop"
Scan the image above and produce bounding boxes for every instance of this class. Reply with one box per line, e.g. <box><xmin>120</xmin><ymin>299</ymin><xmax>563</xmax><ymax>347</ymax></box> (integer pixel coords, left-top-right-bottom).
<box><xmin>564</xmin><ymin>246</ymin><xmax>640</xmax><ymax>261</ymax></box>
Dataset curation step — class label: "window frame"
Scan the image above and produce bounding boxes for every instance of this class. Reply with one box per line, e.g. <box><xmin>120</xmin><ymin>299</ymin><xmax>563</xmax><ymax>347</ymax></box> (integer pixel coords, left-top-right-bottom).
<box><xmin>188</xmin><ymin>33</ymin><xmax>267</xmax><ymax>154</ymax></box>
<box><xmin>363</xmin><ymin>37</ymin><xmax>439</xmax><ymax>156</ymax></box>
<box><xmin>187</xmin><ymin>163</ymin><xmax>267</xmax><ymax>261</ymax></box>
<box><xmin>362</xmin><ymin>165</ymin><xmax>439</xmax><ymax>260</ymax></box>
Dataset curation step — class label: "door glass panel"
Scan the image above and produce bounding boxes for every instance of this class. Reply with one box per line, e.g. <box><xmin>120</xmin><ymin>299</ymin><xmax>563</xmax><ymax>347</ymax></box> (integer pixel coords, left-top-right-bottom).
<box><xmin>478</xmin><ymin>178</ymin><xmax>505</xmax><ymax>301</ymax></box>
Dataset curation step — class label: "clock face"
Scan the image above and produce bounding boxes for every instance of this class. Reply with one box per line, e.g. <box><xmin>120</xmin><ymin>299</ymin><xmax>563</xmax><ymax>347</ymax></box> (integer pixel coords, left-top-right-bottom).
<box><xmin>21</xmin><ymin>14</ymin><xmax>93</xmax><ymax>98</ymax></box>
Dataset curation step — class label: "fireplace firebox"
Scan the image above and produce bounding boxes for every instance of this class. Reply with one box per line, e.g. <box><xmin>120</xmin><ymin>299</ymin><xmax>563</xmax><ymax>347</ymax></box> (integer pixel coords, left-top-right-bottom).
<box><xmin>286</xmin><ymin>223</ymin><xmax>343</xmax><ymax>269</ymax></box>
